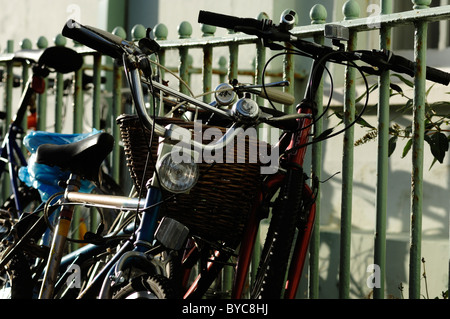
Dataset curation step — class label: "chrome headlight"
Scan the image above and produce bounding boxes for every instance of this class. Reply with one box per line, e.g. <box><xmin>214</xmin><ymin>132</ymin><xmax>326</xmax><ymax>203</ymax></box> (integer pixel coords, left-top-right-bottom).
<box><xmin>156</xmin><ymin>151</ymin><xmax>199</xmax><ymax>193</ymax></box>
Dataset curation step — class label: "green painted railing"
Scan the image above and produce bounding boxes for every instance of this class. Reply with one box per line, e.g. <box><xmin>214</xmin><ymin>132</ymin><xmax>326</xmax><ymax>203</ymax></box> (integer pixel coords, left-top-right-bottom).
<box><xmin>1</xmin><ymin>0</ymin><xmax>449</xmax><ymax>299</ymax></box>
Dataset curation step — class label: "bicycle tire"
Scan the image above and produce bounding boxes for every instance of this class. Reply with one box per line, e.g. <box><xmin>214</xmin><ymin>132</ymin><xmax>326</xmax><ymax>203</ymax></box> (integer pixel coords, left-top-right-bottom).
<box><xmin>0</xmin><ymin>184</ymin><xmax>41</xmax><ymax>218</ymax></box>
<box><xmin>112</xmin><ymin>274</ymin><xmax>178</xmax><ymax>299</ymax></box>
<box><xmin>0</xmin><ymin>172</ymin><xmax>124</xmax><ymax>299</ymax></box>
<box><xmin>251</xmin><ymin>167</ymin><xmax>304</xmax><ymax>299</ymax></box>
<box><xmin>0</xmin><ymin>251</ymin><xmax>34</xmax><ymax>299</ymax></box>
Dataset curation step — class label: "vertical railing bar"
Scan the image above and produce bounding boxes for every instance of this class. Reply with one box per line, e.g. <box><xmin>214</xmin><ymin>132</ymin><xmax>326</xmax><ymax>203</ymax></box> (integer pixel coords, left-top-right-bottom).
<box><xmin>178</xmin><ymin>22</ymin><xmax>192</xmax><ymax>96</ymax></box>
<box><xmin>201</xmin><ymin>24</ymin><xmax>215</xmax><ymax>104</ymax></box>
<box><xmin>179</xmin><ymin>47</ymin><xmax>189</xmax><ymax>95</ymax></box>
<box><xmin>202</xmin><ymin>45</ymin><xmax>213</xmax><ymax>103</ymax></box>
<box><xmin>110</xmin><ymin>26</ymin><xmax>126</xmax><ymax>182</ymax></box>
<box><xmin>36</xmin><ymin>37</ymin><xmax>48</xmax><ymax>132</ymax></box>
<box><xmin>255</xmin><ymin>37</ymin><xmax>266</xmax><ymax>105</ymax></box>
<box><xmin>1</xmin><ymin>40</ymin><xmax>14</xmax><ymax>201</ymax></box>
<box><xmin>153</xmin><ymin>24</ymin><xmax>168</xmax><ymax>117</ymax></box>
<box><xmin>374</xmin><ymin>0</ymin><xmax>392</xmax><ymax>300</ymax></box>
<box><xmin>4</xmin><ymin>40</ymin><xmax>14</xmax><ymax>126</ymax></box>
<box><xmin>282</xmin><ymin>41</ymin><xmax>294</xmax><ymax>115</ymax></box>
<box><xmin>251</xmin><ymin>34</ymin><xmax>266</xmax><ymax>288</ymax></box>
<box><xmin>20</xmin><ymin>39</ymin><xmax>31</xmax><ymax>137</ymax></box>
<box><xmin>37</xmin><ymin>77</ymin><xmax>48</xmax><ymax>132</ymax></box>
<box><xmin>54</xmin><ymin>70</ymin><xmax>64</xmax><ymax>133</ymax></box>
<box><xmin>339</xmin><ymin>0</ymin><xmax>359</xmax><ymax>299</ymax></box>
<box><xmin>54</xmin><ymin>35</ymin><xmax>66</xmax><ymax>133</ymax></box>
<box><xmin>228</xmin><ymin>31</ymin><xmax>239</xmax><ymax>82</ymax></box>
<box><xmin>409</xmin><ymin>0</ymin><xmax>430</xmax><ymax>300</ymax></box>
<box><xmin>250</xmin><ymin>12</ymin><xmax>268</xmax><ymax>288</ymax></box>
<box><xmin>73</xmin><ymin>65</ymin><xmax>83</xmax><ymax>133</ymax></box>
<box><xmin>309</xmin><ymin>4</ymin><xmax>327</xmax><ymax>299</ymax></box>
<box><xmin>221</xmin><ymin>30</ymin><xmax>240</xmax><ymax>297</ymax></box>
<box><xmin>92</xmin><ymin>53</ymin><xmax>102</xmax><ymax>130</ymax></box>
<box><xmin>111</xmin><ymin>61</ymin><xmax>122</xmax><ymax>182</ymax></box>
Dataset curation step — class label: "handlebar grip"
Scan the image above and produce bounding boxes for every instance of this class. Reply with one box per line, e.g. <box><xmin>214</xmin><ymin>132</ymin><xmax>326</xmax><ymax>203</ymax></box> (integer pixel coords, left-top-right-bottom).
<box><xmin>425</xmin><ymin>65</ymin><xmax>450</xmax><ymax>86</ymax></box>
<box><xmin>62</xmin><ymin>20</ymin><xmax>124</xmax><ymax>59</ymax></box>
<box><xmin>390</xmin><ymin>54</ymin><xmax>450</xmax><ymax>86</ymax></box>
<box><xmin>259</xmin><ymin>87</ymin><xmax>295</xmax><ymax>105</ymax></box>
<box><xmin>198</xmin><ymin>10</ymin><xmax>264</xmax><ymax>31</ymax></box>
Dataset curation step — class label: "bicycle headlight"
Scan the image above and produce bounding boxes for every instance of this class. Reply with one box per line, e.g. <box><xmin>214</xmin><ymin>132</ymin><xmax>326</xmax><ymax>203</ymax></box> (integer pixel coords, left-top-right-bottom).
<box><xmin>156</xmin><ymin>151</ymin><xmax>199</xmax><ymax>194</ymax></box>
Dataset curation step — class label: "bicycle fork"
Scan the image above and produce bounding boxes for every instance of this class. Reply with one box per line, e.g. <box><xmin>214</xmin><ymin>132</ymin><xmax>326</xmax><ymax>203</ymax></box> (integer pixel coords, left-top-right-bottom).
<box><xmin>39</xmin><ymin>174</ymin><xmax>80</xmax><ymax>299</ymax></box>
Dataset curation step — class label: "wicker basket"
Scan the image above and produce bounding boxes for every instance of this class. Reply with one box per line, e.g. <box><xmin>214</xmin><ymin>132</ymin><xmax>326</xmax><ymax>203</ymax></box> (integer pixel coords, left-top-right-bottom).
<box><xmin>117</xmin><ymin>114</ymin><xmax>268</xmax><ymax>244</ymax></box>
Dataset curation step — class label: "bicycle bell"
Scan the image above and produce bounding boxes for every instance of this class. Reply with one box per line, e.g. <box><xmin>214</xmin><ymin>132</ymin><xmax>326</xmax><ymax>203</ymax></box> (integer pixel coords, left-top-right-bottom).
<box><xmin>231</xmin><ymin>97</ymin><xmax>260</xmax><ymax>122</ymax></box>
<box><xmin>214</xmin><ymin>83</ymin><xmax>236</xmax><ymax>106</ymax></box>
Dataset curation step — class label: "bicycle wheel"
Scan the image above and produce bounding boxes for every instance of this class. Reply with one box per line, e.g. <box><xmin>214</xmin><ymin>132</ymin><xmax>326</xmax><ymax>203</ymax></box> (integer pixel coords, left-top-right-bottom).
<box><xmin>112</xmin><ymin>274</ymin><xmax>178</xmax><ymax>299</ymax></box>
<box><xmin>0</xmin><ymin>184</ymin><xmax>41</xmax><ymax>219</ymax></box>
<box><xmin>0</xmin><ymin>251</ymin><xmax>35</xmax><ymax>299</ymax></box>
<box><xmin>251</xmin><ymin>167</ymin><xmax>305</xmax><ymax>299</ymax></box>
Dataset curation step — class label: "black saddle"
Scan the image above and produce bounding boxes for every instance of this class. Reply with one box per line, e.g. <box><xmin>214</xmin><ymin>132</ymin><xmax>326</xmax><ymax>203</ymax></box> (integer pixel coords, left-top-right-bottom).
<box><xmin>35</xmin><ymin>132</ymin><xmax>114</xmax><ymax>185</ymax></box>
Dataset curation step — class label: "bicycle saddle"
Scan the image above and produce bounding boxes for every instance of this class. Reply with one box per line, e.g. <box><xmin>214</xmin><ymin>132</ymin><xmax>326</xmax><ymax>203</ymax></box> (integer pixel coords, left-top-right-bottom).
<box><xmin>35</xmin><ymin>132</ymin><xmax>114</xmax><ymax>185</ymax></box>
<box><xmin>13</xmin><ymin>46</ymin><xmax>83</xmax><ymax>74</ymax></box>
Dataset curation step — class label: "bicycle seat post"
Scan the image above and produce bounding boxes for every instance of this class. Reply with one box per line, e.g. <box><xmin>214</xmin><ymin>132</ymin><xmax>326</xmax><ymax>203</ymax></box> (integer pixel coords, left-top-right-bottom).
<box><xmin>39</xmin><ymin>173</ymin><xmax>81</xmax><ymax>299</ymax></box>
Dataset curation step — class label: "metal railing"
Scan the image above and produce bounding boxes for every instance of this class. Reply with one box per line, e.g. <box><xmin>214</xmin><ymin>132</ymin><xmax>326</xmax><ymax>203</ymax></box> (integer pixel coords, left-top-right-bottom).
<box><xmin>1</xmin><ymin>0</ymin><xmax>449</xmax><ymax>299</ymax></box>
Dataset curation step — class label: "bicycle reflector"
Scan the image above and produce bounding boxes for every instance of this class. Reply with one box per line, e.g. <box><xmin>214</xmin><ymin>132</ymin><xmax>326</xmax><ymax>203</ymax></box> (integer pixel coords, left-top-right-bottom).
<box><xmin>156</xmin><ymin>148</ymin><xmax>199</xmax><ymax>194</ymax></box>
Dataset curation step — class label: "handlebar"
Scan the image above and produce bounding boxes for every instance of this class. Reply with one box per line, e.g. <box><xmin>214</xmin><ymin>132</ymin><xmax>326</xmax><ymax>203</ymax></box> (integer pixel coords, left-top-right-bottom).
<box><xmin>358</xmin><ymin>50</ymin><xmax>450</xmax><ymax>86</ymax></box>
<box><xmin>199</xmin><ymin>10</ymin><xmax>450</xmax><ymax>86</ymax></box>
<box><xmin>198</xmin><ymin>10</ymin><xmax>266</xmax><ymax>32</ymax></box>
<box><xmin>61</xmin><ymin>12</ymin><xmax>450</xmax><ymax>154</ymax></box>
<box><xmin>62</xmin><ymin>20</ymin><xmax>127</xmax><ymax>59</ymax></box>
<box><xmin>62</xmin><ymin>20</ymin><xmax>253</xmax><ymax>151</ymax></box>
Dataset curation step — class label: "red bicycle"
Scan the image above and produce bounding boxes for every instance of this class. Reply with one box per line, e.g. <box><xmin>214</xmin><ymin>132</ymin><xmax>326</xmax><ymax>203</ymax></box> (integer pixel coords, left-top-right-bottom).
<box><xmin>182</xmin><ymin>10</ymin><xmax>450</xmax><ymax>299</ymax></box>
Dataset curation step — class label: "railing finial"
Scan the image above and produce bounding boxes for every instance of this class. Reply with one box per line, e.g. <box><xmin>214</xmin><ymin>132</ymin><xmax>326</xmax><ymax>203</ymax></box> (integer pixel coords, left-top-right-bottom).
<box><xmin>36</xmin><ymin>36</ymin><xmax>48</xmax><ymax>49</ymax></box>
<box><xmin>201</xmin><ymin>24</ymin><xmax>216</xmax><ymax>37</ymax></box>
<box><xmin>257</xmin><ymin>12</ymin><xmax>270</xmax><ymax>21</ymax></box>
<box><xmin>20</xmin><ymin>38</ymin><xmax>32</xmax><ymax>50</ymax></box>
<box><xmin>412</xmin><ymin>0</ymin><xmax>432</xmax><ymax>9</ymax></box>
<box><xmin>154</xmin><ymin>23</ymin><xmax>168</xmax><ymax>41</ymax></box>
<box><xmin>131</xmin><ymin>24</ymin><xmax>146</xmax><ymax>41</ymax></box>
<box><xmin>178</xmin><ymin>21</ymin><xmax>192</xmax><ymax>39</ymax></box>
<box><xmin>343</xmin><ymin>0</ymin><xmax>361</xmax><ymax>20</ymax></box>
<box><xmin>310</xmin><ymin>4</ymin><xmax>328</xmax><ymax>25</ymax></box>
<box><xmin>112</xmin><ymin>26</ymin><xmax>126</xmax><ymax>40</ymax></box>
<box><xmin>54</xmin><ymin>34</ymin><xmax>67</xmax><ymax>47</ymax></box>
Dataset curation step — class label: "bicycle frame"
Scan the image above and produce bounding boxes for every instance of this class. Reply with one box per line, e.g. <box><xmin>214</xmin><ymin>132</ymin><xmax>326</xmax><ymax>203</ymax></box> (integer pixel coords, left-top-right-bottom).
<box><xmin>34</xmin><ymin>50</ymin><xmax>326</xmax><ymax>300</ymax></box>
<box><xmin>184</xmin><ymin>60</ymin><xmax>324</xmax><ymax>299</ymax></box>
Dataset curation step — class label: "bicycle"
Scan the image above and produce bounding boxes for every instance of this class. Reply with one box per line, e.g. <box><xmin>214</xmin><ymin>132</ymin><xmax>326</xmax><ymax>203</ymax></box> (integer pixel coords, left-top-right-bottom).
<box><xmin>0</xmin><ymin>46</ymin><xmax>87</xmax><ymax>225</ymax></box>
<box><xmin>4</xmin><ymin>10</ymin><xmax>449</xmax><ymax>299</ymax></box>
<box><xmin>0</xmin><ymin>46</ymin><xmax>123</xmax><ymax>299</ymax></box>
<box><xmin>62</xmin><ymin>13</ymin><xmax>450</xmax><ymax>299</ymax></box>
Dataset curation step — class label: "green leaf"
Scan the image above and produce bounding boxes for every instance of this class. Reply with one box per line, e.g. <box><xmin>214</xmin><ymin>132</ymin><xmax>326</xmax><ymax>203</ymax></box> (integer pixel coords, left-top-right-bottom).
<box><xmin>390</xmin><ymin>83</ymin><xmax>403</xmax><ymax>95</ymax></box>
<box><xmin>391</xmin><ymin>73</ymin><xmax>414</xmax><ymax>88</ymax></box>
<box><xmin>356</xmin><ymin>83</ymin><xmax>378</xmax><ymax>103</ymax></box>
<box><xmin>431</xmin><ymin>132</ymin><xmax>449</xmax><ymax>163</ymax></box>
<box><xmin>388</xmin><ymin>136</ymin><xmax>397</xmax><ymax>157</ymax></box>
<box><xmin>314</xmin><ymin>128</ymin><xmax>334</xmax><ymax>142</ymax></box>
<box><xmin>332</xmin><ymin>112</ymin><xmax>344</xmax><ymax>125</ymax></box>
<box><xmin>356</xmin><ymin>117</ymin><xmax>375</xmax><ymax>129</ymax></box>
<box><xmin>425</xmin><ymin>132</ymin><xmax>449</xmax><ymax>164</ymax></box>
<box><xmin>402</xmin><ymin>139</ymin><xmax>412</xmax><ymax>158</ymax></box>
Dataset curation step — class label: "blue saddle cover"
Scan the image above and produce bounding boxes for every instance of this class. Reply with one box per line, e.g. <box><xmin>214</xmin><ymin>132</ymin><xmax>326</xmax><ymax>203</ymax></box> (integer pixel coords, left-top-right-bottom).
<box><xmin>19</xmin><ymin>129</ymin><xmax>101</xmax><ymax>201</ymax></box>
